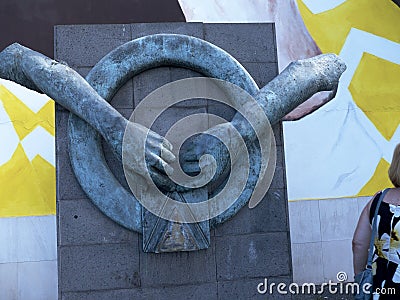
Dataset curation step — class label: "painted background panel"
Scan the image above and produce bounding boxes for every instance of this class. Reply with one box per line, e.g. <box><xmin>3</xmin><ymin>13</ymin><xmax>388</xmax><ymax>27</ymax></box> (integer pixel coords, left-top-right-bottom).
<box><xmin>285</xmin><ymin>0</ymin><xmax>400</xmax><ymax>200</ymax></box>
<box><xmin>0</xmin><ymin>80</ymin><xmax>57</xmax><ymax>299</ymax></box>
<box><xmin>0</xmin><ymin>80</ymin><xmax>55</xmax><ymax>217</ymax></box>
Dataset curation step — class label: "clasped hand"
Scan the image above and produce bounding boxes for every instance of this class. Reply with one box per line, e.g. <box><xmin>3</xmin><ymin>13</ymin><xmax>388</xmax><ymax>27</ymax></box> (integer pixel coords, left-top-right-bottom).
<box><xmin>122</xmin><ymin>122</ymin><xmax>235</xmax><ymax>193</ymax></box>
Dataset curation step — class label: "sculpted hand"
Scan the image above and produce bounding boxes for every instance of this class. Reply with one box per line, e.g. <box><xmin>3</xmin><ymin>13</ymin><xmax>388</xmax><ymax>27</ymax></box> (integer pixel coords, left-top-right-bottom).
<box><xmin>179</xmin><ymin>123</ymin><xmax>242</xmax><ymax>191</ymax></box>
<box><xmin>0</xmin><ymin>43</ymin><xmax>178</xmax><ymax>191</ymax></box>
<box><xmin>123</xmin><ymin>122</ymin><xmax>177</xmax><ymax>191</ymax></box>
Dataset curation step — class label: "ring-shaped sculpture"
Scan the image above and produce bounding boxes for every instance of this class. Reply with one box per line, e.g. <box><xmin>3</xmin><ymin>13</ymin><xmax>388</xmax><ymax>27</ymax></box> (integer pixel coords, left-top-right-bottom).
<box><xmin>0</xmin><ymin>31</ymin><xmax>347</xmax><ymax>252</ymax></box>
<box><xmin>68</xmin><ymin>34</ymin><xmax>261</xmax><ymax>233</ymax></box>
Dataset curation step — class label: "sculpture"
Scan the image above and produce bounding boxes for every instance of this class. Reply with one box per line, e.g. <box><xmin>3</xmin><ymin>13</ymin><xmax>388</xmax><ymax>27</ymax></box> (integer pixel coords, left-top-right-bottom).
<box><xmin>0</xmin><ymin>34</ymin><xmax>346</xmax><ymax>252</ymax></box>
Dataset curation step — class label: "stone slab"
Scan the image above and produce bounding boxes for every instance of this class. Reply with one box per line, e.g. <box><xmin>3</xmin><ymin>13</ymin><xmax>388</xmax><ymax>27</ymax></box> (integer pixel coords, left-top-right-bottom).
<box><xmin>59</xmin><ymin>243</ymin><xmax>140</xmax><ymax>292</ymax></box>
<box><xmin>242</xmin><ymin>62</ymin><xmax>278</xmax><ymax>88</ymax></box>
<box><xmin>204</xmin><ymin>23</ymin><xmax>277</xmax><ymax>63</ymax></box>
<box><xmin>215</xmin><ymin>189</ymin><xmax>288</xmax><ymax>236</ymax></box>
<box><xmin>215</xmin><ymin>232</ymin><xmax>291</xmax><ymax>281</ymax></box>
<box><xmin>58</xmin><ymin>199</ymin><xmax>137</xmax><ymax>246</ymax></box>
<box><xmin>218</xmin><ymin>276</ymin><xmax>292</xmax><ymax>300</ymax></box>
<box><xmin>62</xmin><ymin>282</ymin><xmax>217</xmax><ymax>300</ymax></box>
<box><xmin>131</xmin><ymin>22</ymin><xmax>203</xmax><ymax>40</ymax></box>
<box><xmin>55</xmin><ymin>24</ymin><xmax>132</xmax><ymax>67</ymax></box>
<box><xmin>139</xmin><ymin>237</ymin><xmax>216</xmax><ymax>287</ymax></box>
<box><xmin>56</xmin><ymin>109</ymin><xmax>87</xmax><ymax>201</ymax></box>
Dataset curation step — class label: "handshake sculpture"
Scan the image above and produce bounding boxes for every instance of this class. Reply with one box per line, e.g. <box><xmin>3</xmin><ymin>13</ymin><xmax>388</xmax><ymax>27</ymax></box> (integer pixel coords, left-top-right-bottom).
<box><xmin>0</xmin><ymin>37</ymin><xmax>346</xmax><ymax>195</ymax></box>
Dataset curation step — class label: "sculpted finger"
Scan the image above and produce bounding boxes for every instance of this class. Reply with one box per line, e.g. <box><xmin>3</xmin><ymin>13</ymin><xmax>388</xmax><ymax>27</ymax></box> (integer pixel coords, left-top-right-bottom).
<box><xmin>162</xmin><ymin>138</ymin><xmax>173</xmax><ymax>151</ymax></box>
<box><xmin>162</xmin><ymin>161</ymin><xmax>174</xmax><ymax>177</ymax></box>
<box><xmin>161</xmin><ymin>146</ymin><xmax>176</xmax><ymax>163</ymax></box>
<box><xmin>149</xmin><ymin>153</ymin><xmax>174</xmax><ymax>176</ymax></box>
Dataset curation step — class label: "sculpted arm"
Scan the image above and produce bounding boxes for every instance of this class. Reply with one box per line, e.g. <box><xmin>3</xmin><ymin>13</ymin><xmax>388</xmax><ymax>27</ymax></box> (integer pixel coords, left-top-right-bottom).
<box><xmin>183</xmin><ymin>54</ymin><xmax>346</xmax><ymax>185</ymax></box>
<box><xmin>0</xmin><ymin>43</ymin><xmax>175</xmax><ymax>188</ymax></box>
<box><xmin>229</xmin><ymin>53</ymin><xmax>346</xmax><ymax>159</ymax></box>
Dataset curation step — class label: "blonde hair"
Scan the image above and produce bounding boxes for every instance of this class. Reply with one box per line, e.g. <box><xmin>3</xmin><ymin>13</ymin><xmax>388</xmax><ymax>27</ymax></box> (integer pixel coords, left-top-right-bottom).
<box><xmin>389</xmin><ymin>143</ymin><xmax>400</xmax><ymax>187</ymax></box>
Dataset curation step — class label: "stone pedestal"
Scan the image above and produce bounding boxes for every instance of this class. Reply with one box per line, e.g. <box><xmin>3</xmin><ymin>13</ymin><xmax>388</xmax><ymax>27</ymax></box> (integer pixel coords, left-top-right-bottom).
<box><xmin>56</xmin><ymin>22</ymin><xmax>292</xmax><ymax>299</ymax></box>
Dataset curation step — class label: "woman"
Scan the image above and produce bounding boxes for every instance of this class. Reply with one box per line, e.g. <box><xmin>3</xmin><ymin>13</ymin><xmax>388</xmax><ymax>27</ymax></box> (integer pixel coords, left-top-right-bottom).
<box><xmin>353</xmin><ymin>143</ymin><xmax>400</xmax><ymax>299</ymax></box>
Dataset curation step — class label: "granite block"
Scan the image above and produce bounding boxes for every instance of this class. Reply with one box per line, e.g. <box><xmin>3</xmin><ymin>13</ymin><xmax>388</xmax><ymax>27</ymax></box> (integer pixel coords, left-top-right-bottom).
<box><xmin>131</xmin><ymin>22</ymin><xmax>203</xmax><ymax>40</ymax></box>
<box><xmin>204</xmin><ymin>23</ymin><xmax>277</xmax><ymax>63</ymax></box>
<box><xmin>242</xmin><ymin>62</ymin><xmax>278</xmax><ymax>89</ymax></box>
<box><xmin>133</xmin><ymin>67</ymin><xmax>172</xmax><ymax>108</ymax></box>
<box><xmin>62</xmin><ymin>282</ymin><xmax>217</xmax><ymax>300</ymax></box>
<box><xmin>55</xmin><ymin>24</ymin><xmax>132</xmax><ymax>67</ymax></box>
<box><xmin>218</xmin><ymin>276</ymin><xmax>292</xmax><ymax>300</ymax></box>
<box><xmin>58</xmin><ymin>199</ymin><xmax>137</xmax><ymax>246</ymax></box>
<box><xmin>215</xmin><ymin>189</ymin><xmax>288</xmax><ymax>235</ymax></box>
<box><xmin>59</xmin><ymin>243</ymin><xmax>140</xmax><ymax>292</ymax></box>
<box><xmin>56</xmin><ymin>110</ymin><xmax>87</xmax><ymax>201</ymax></box>
<box><xmin>139</xmin><ymin>237</ymin><xmax>216</xmax><ymax>287</ymax></box>
<box><xmin>216</xmin><ymin>232</ymin><xmax>291</xmax><ymax>280</ymax></box>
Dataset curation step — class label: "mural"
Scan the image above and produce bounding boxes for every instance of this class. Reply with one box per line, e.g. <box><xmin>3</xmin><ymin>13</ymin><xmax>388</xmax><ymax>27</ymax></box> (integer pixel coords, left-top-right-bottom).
<box><xmin>0</xmin><ymin>80</ymin><xmax>57</xmax><ymax>298</ymax></box>
<box><xmin>285</xmin><ymin>0</ymin><xmax>400</xmax><ymax>200</ymax></box>
<box><xmin>0</xmin><ymin>80</ymin><xmax>55</xmax><ymax>217</ymax></box>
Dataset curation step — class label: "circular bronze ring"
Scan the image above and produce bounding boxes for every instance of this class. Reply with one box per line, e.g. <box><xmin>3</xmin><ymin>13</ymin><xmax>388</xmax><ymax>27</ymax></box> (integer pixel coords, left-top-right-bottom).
<box><xmin>68</xmin><ymin>34</ymin><xmax>259</xmax><ymax>232</ymax></box>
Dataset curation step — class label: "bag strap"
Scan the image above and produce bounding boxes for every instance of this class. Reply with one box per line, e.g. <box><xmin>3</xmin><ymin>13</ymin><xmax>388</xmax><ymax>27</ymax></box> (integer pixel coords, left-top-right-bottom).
<box><xmin>367</xmin><ymin>188</ymin><xmax>389</xmax><ymax>268</ymax></box>
<box><xmin>369</xmin><ymin>191</ymin><xmax>382</xmax><ymax>224</ymax></box>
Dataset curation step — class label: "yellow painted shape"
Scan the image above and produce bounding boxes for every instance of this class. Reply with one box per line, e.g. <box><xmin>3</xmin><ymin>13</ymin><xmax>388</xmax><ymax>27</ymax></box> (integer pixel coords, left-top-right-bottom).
<box><xmin>297</xmin><ymin>0</ymin><xmax>400</xmax><ymax>197</ymax></box>
<box><xmin>37</xmin><ymin>100</ymin><xmax>55</xmax><ymax>136</ymax></box>
<box><xmin>31</xmin><ymin>155</ymin><xmax>56</xmax><ymax>215</ymax></box>
<box><xmin>0</xmin><ymin>85</ymin><xmax>55</xmax><ymax>140</ymax></box>
<box><xmin>349</xmin><ymin>53</ymin><xmax>400</xmax><ymax>140</ymax></box>
<box><xmin>0</xmin><ymin>83</ymin><xmax>56</xmax><ymax>216</ymax></box>
<box><xmin>297</xmin><ymin>0</ymin><xmax>400</xmax><ymax>54</ymax></box>
<box><xmin>357</xmin><ymin>158</ymin><xmax>392</xmax><ymax>197</ymax></box>
<box><xmin>0</xmin><ymin>144</ymin><xmax>55</xmax><ymax>217</ymax></box>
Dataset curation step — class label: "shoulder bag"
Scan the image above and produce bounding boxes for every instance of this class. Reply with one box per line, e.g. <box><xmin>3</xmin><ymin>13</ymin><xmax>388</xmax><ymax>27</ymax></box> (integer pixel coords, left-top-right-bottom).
<box><xmin>354</xmin><ymin>188</ymin><xmax>389</xmax><ymax>299</ymax></box>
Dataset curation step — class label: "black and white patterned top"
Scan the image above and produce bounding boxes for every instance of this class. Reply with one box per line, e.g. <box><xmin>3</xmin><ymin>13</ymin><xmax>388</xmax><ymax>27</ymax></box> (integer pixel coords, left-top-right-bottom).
<box><xmin>370</xmin><ymin>191</ymin><xmax>400</xmax><ymax>299</ymax></box>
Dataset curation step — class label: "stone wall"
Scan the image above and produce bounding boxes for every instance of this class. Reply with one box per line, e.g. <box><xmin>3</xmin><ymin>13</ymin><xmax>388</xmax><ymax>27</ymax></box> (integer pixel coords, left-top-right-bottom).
<box><xmin>55</xmin><ymin>22</ymin><xmax>291</xmax><ymax>299</ymax></box>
